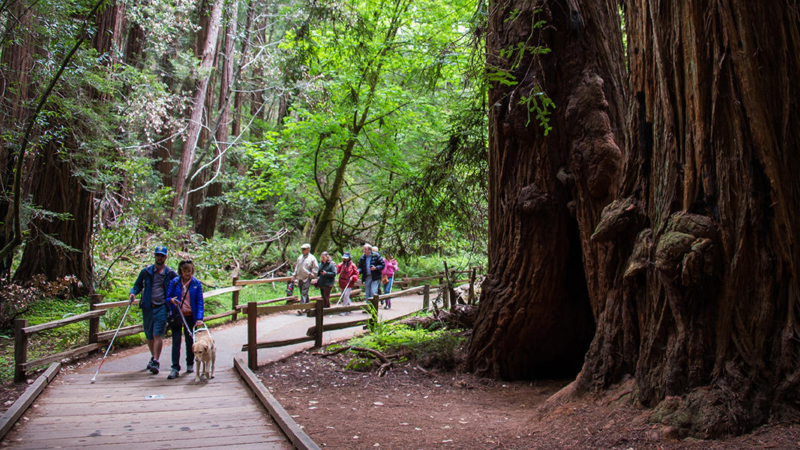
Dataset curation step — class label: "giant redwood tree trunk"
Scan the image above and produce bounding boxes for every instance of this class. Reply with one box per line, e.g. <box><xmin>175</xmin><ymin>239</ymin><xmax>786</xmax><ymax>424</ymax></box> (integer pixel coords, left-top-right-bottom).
<box><xmin>575</xmin><ymin>0</ymin><xmax>800</xmax><ymax>437</ymax></box>
<box><xmin>470</xmin><ymin>0</ymin><xmax>800</xmax><ymax>438</ymax></box>
<box><xmin>467</xmin><ymin>0</ymin><xmax>626</xmax><ymax>379</ymax></box>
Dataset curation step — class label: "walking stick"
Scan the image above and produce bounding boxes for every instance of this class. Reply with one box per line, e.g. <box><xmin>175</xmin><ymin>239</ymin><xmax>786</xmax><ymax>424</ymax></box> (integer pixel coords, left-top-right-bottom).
<box><xmin>90</xmin><ymin>302</ymin><xmax>132</xmax><ymax>383</ymax></box>
<box><xmin>334</xmin><ymin>276</ymin><xmax>355</xmax><ymax>305</ymax></box>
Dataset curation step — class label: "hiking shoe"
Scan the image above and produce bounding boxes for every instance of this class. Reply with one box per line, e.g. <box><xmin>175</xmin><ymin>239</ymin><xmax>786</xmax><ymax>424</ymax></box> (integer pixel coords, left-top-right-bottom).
<box><xmin>149</xmin><ymin>360</ymin><xmax>160</xmax><ymax>374</ymax></box>
<box><xmin>146</xmin><ymin>357</ymin><xmax>154</xmax><ymax>371</ymax></box>
<box><xmin>385</xmin><ymin>304</ymin><xmax>391</xmax><ymax>310</ymax></box>
<box><xmin>339</xmin><ymin>312</ymin><xmax>347</xmax><ymax>316</ymax></box>
<box><xmin>186</xmin><ymin>365</ymin><xmax>194</xmax><ymax>374</ymax></box>
<box><xmin>167</xmin><ymin>369</ymin><xmax>179</xmax><ymax>379</ymax></box>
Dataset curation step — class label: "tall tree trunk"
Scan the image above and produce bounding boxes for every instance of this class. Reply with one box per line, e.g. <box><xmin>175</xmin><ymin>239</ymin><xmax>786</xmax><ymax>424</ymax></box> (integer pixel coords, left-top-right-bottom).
<box><xmin>575</xmin><ymin>0</ymin><xmax>800</xmax><ymax>437</ymax></box>
<box><xmin>13</xmin><ymin>142</ymin><xmax>95</xmax><ymax>295</ymax></box>
<box><xmin>14</xmin><ymin>0</ymin><xmax>126</xmax><ymax>294</ymax></box>
<box><xmin>172</xmin><ymin>0</ymin><xmax>225</xmax><ymax>217</ymax></box>
<box><xmin>0</xmin><ymin>0</ymin><xmax>35</xmax><ymax>274</ymax></box>
<box><xmin>231</xmin><ymin>0</ymin><xmax>258</xmax><ymax>138</ymax></box>
<box><xmin>197</xmin><ymin>0</ymin><xmax>240</xmax><ymax>239</ymax></box>
<box><xmin>467</xmin><ymin>0</ymin><xmax>626</xmax><ymax>379</ymax></box>
<box><xmin>123</xmin><ymin>21</ymin><xmax>145</xmax><ymax>69</ymax></box>
<box><xmin>309</xmin><ymin>141</ymin><xmax>355</xmax><ymax>253</ymax></box>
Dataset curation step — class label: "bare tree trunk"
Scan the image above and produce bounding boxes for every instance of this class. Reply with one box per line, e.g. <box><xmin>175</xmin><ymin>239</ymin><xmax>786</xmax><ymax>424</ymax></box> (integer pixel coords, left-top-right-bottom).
<box><xmin>13</xmin><ymin>141</ymin><xmax>95</xmax><ymax>295</ymax></box>
<box><xmin>575</xmin><ymin>0</ymin><xmax>800</xmax><ymax>437</ymax></box>
<box><xmin>172</xmin><ymin>0</ymin><xmax>225</xmax><ymax>217</ymax></box>
<box><xmin>197</xmin><ymin>0</ymin><xmax>239</xmax><ymax>238</ymax></box>
<box><xmin>0</xmin><ymin>0</ymin><xmax>35</xmax><ymax>274</ymax></box>
<box><xmin>231</xmin><ymin>0</ymin><xmax>258</xmax><ymax>138</ymax></box>
<box><xmin>467</xmin><ymin>0</ymin><xmax>626</xmax><ymax>379</ymax></box>
<box><xmin>14</xmin><ymin>0</ymin><xmax>126</xmax><ymax>294</ymax></box>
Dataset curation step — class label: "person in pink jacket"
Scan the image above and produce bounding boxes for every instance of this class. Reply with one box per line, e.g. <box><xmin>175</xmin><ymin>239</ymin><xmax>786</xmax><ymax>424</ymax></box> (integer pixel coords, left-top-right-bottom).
<box><xmin>381</xmin><ymin>250</ymin><xmax>399</xmax><ymax>309</ymax></box>
<box><xmin>336</xmin><ymin>252</ymin><xmax>359</xmax><ymax>315</ymax></box>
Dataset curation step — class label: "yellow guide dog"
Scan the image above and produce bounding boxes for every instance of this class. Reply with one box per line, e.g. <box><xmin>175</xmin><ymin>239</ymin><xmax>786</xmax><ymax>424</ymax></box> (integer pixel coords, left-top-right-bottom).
<box><xmin>192</xmin><ymin>327</ymin><xmax>216</xmax><ymax>382</ymax></box>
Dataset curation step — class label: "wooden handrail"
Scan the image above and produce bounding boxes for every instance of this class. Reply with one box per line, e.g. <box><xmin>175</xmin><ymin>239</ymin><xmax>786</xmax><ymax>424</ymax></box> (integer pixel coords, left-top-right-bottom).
<box><xmin>94</xmin><ymin>299</ymin><xmax>138</xmax><ymax>310</ymax></box>
<box><xmin>21</xmin><ymin>310</ymin><xmax>106</xmax><ymax>336</ymax></box>
<box><xmin>235</xmin><ymin>295</ymin><xmax>298</xmax><ymax>310</ymax></box>
<box><xmin>204</xmin><ymin>285</ymin><xmax>243</xmax><ymax>298</ymax></box>
<box><xmin>234</xmin><ymin>276</ymin><xmax>292</xmax><ymax>286</ymax></box>
<box><xmin>96</xmin><ymin>324</ymin><xmax>143</xmax><ymax>341</ymax></box>
<box><xmin>22</xmin><ymin>343</ymin><xmax>105</xmax><ymax>370</ymax></box>
<box><xmin>242</xmin><ymin>301</ymin><xmax>318</xmax><ymax>316</ymax></box>
<box><xmin>377</xmin><ymin>285</ymin><xmax>426</xmax><ymax>301</ymax></box>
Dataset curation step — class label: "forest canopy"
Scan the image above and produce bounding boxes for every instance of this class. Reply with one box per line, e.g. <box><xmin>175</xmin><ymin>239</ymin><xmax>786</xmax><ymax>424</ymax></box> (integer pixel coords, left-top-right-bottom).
<box><xmin>0</xmin><ymin>0</ymin><xmax>490</xmax><ymax>295</ymax></box>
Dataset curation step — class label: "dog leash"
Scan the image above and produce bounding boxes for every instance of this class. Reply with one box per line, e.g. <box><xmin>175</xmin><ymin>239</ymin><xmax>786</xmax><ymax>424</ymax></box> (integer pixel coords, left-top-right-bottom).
<box><xmin>193</xmin><ymin>322</ymin><xmax>214</xmax><ymax>350</ymax></box>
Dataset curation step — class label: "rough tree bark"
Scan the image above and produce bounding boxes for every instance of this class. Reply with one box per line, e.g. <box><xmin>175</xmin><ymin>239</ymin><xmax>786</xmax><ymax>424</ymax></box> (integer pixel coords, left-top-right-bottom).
<box><xmin>470</xmin><ymin>0</ymin><xmax>800</xmax><ymax>438</ymax></box>
<box><xmin>0</xmin><ymin>0</ymin><xmax>35</xmax><ymax>274</ymax></box>
<box><xmin>574</xmin><ymin>0</ymin><xmax>800</xmax><ymax>437</ymax></box>
<box><xmin>197</xmin><ymin>0</ymin><xmax>240</xmax><ymax>238</ymax></box>
<box><xmin>467</xmin><ymin>0</ymin><xmax>626</xmax><ymax>379</ymax></box>
<box><xmin>172</xmin><ymin>0</ymin><xmax>225</xmax><ymax>217</ymax></box>
<box><xmin>13</xmin><ymin>0</ymin><xmax>126</xmax><ymax>294</ymax></box>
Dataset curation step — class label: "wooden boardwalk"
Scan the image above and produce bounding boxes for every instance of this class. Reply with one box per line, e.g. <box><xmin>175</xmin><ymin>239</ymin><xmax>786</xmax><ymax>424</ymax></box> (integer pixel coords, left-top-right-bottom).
<box><xmin>4</xmin><ymin>367</ymin><xmax>292</xmax><ymax>449</ymax></box>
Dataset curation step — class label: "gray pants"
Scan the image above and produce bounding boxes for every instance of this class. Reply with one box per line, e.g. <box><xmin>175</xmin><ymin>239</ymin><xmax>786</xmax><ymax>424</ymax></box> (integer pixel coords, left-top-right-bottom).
<box><xmin>298</xmin><ymin>279</ymin><xmax>312</xmax><ymax>303</ymax></box>
<box><xmin>364</xmin><ymin>276</ymin><xmax>374</xmax><ymax>300</ymax></box>
<box><xmin>340</xmin><ymin>286</ymin><xmax>352</xmax><ymax>306</ymax></box>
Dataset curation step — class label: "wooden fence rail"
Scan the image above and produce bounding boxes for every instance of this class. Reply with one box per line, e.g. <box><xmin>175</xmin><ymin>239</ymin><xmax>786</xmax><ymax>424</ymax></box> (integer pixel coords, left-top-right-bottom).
<box><xmin>12</xmin><ymin>267</ymin><xmax>480</xmax><ymax>382</ymax></box>
<box><xmin>242</xmin><ymin>284</ymin><xmax>440</xmax><ymax>370</ymax></box>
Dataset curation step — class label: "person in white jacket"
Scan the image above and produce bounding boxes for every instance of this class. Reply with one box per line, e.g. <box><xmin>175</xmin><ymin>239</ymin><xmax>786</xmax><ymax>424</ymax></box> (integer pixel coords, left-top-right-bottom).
<box><xmin>292</xmin><ymin>243</ymin><xmax>319</xmax><ymax>308</ymax></box>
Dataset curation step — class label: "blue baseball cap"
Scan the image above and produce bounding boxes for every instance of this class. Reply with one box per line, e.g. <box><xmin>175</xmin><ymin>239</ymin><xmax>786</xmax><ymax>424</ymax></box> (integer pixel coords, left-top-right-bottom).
<box><xmin>154</xmin><ymin>246</ymin><xmax>168</xmax><ymax>256</ymax></box>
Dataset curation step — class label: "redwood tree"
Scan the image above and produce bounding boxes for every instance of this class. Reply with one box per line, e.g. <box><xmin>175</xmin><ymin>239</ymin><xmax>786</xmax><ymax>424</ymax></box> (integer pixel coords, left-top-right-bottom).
<box><xmin>14</xmin><ymin>0</ymin><xmax>126</xmax><ymax>294</ymax></box>
<box><xmin>580</xmin><ymin>0</ymin><xmax>800</xmax><ymax>437</ymax></box>
<box><xmin>470</xmin><ymin>0</ymin><xmax>800</xmax><ymax>437</ymax></box>
<box><xmin>468</xmin><ymin>0</ymin><xmax>626</xmax><ymax>379</ymax></box>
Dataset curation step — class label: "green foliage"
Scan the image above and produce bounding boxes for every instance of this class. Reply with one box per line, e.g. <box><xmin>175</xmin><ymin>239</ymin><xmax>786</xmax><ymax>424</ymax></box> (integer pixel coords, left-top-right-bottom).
<box><xmin>348</xmin><ymin>320</ymin><xmax>467</xmax><ymax>370</ymax></box>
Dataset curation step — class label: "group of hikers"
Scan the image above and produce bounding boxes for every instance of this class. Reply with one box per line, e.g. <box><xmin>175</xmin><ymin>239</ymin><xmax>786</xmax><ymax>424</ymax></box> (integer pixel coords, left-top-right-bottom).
<box><xmin>291</xmin><ymin>243</ymin><xmax>399</xmax><ymax>314</ymax></box>
<box><xmin>127</xmin><ymin>242</ymin><xmax>398</xmax><ymax>380</ymax></box>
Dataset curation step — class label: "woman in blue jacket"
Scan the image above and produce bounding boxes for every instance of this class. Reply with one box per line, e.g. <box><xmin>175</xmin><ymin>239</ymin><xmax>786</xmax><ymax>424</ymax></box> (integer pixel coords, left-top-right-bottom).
<box><xmin>165</xmin><ymin>259</ymin><xmax>204</xmax><ymax>379</ymax></box>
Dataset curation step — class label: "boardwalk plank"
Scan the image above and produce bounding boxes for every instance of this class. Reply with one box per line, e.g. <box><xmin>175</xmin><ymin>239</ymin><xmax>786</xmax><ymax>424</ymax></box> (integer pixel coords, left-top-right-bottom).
<box><xmin>14</xmin><ymin>416</ymin><xmax>274</xmax><ymax>435</ymax></box>
<box><xmin>14</xmin><ymin>427</ymin><xmax>285</xmax><ymax>448</ymax></box>
<box><xmin>12</xmin><ymin>432</ymin><xmax>283</xmax><ymax>450</ymax></box>
<box><xmin>33</xmin><ymin>396</ymin><xmax>255</xmax><ymax>416</ymax></box>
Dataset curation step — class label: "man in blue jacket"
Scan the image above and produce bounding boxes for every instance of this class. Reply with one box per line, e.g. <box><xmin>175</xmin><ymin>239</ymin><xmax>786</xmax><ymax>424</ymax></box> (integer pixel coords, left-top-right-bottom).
<box><xmin>358</xmin><ymin>243</ymin><xmax>384</xmax><ymax>305</ymax></box>
<box><xmin>129</xmin><ymin>246</ymin><xmax>178</xmax><ymax>374</ymax></box>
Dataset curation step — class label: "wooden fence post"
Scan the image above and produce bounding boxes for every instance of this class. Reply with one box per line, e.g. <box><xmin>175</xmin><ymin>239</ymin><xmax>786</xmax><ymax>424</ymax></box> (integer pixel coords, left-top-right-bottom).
<box><xmin>14</xmin><ymin>319</ymin><xmax>28</xmax><ymax>383</ymax></box>
<box><xmin>468</xmin><ymin>268</ymin><xmax>476</xmax><ymax>305</ymax></box>
<box><xmin>370</xmin><ymin>295</ymin><xmax>380</xmax><ymax>327</ymax></box>
<box><xmin>89</xmin><ymin>294</ymin><xmax>101</xmax><ymax>343</ymax></box>
<box><xmin>247</xmin><ymin>302</ymin><xmax>257</xmax><ymax>370</ymax></box>
<box><xmin>443</xmin><ymin>283</ymin><xmax>450</xmax><ymax>310</ymax></box>
<box><xmin>231</xmin><ymin>276</ymin><xmax>240</xmax><ymax>321</ymax></box>
<box><xmin>423</xmin><ymin>284</ymin><xmax>430</xmax><ymax>311</ymax></box>
<box><xmin>314</xmin><ymin>301</ymin><xmax>324</xmax><ymax>348</ymax></box>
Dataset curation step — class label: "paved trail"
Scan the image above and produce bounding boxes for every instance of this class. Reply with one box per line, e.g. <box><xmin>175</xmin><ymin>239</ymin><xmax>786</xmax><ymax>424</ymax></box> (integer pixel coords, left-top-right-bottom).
<box><xmin>4</xmin><ymin>295</ymin><xmax>425</xmax><ymax>449</ymax></box>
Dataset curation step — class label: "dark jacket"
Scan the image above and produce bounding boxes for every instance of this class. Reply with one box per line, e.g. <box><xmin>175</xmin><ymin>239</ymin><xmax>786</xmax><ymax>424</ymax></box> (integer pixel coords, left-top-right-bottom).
<box><xmin>130</xmin><ymin>265</ymin><xmax>178</xmax><ymax>310</ymax></box>
<box><xmin>358</xmin><ymin>252</ymin><xmax>384</xmax><ymax>281</ymax></box>
<box><xmin>165</xmin><ymin>277</ymin><xmax>205</xmax><ymax>322</ymax></box>
<box><xmin>317</xmin><ymin>261</ymin><xmax>337</xmax><ymax>288</ymax></box>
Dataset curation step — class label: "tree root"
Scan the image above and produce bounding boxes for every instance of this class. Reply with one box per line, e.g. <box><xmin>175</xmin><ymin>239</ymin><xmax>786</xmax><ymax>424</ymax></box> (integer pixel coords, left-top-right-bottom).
<box><xmin>312</xmin><ymin>345</ymin><xmax>395</xmax><ymax>377</ymax></box>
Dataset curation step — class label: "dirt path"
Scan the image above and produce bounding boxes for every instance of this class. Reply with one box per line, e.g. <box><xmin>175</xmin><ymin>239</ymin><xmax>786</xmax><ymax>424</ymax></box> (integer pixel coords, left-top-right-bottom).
<box><xmin>257</xmin><ymin>351</ymin><xmax>800</xmax><ymax>450</ymax></box>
